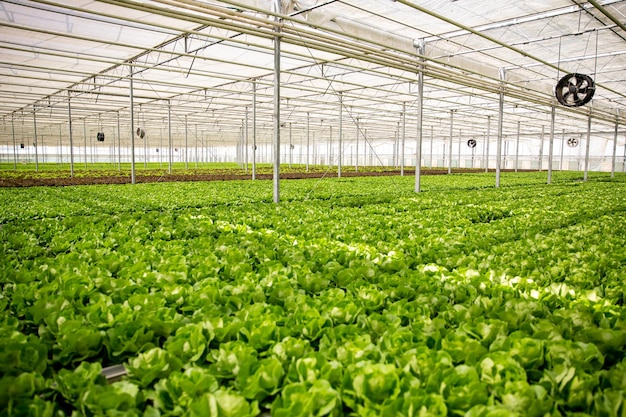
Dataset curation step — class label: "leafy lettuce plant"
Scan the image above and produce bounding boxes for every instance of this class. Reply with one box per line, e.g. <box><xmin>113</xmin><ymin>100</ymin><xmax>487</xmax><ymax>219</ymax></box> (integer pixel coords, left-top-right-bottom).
<box><xmin>271</xmin><ymin>379</ymin><xmax>342</xmax><ymax>417</ymax></box>
<box><xmin>342</xmin><ymin>362</ymin><xmax>401</xmax><ymax>411</ymax></box>
<box><xmin>186</xmin><ymin>389</ymin><xmax>260</xmax><ymax>417</ymax></box>
<box><xmin>126</xmin><ymin>347</ymin><xmax>183</xmax><ymax>387</ymax></box>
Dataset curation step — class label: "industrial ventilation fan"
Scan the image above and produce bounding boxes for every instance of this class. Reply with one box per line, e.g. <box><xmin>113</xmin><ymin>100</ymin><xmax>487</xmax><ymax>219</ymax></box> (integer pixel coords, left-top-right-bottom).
<box><xmin>96</xmin><ymin>132</ymin><xmax>105</xmax><ymax>142</ymax></box>
<box><xmin>136</xmin><ymin>128</ymin><xmax>146</xmax><ymax>139</ymax></box>
<box><xmin>555</xmin><ymin>73</ymin><xmax>595</xmax><ymax>107</ymax></box>
<box><xmin>467</xmin><ymin>139</ymin><xmax>477</xmax><ymax>148</ymax></box>
<box><xmin>567</xmin><ymin>137</ymin><xmax>579</xmax><ymax>148</ymax></box>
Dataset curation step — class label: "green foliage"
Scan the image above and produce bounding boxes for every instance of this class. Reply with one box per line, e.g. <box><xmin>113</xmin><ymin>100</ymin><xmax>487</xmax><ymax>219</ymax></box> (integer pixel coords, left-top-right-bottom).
<box><xmin>1</xmin><ymin>172</ymin><xmax>625</xmax><ymax>415</ymax></box>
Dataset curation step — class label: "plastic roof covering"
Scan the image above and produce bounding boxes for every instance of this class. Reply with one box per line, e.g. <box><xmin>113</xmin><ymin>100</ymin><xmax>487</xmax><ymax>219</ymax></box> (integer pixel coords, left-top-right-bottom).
<box><xmin>0</xmin><ymin>0</ymin><xmax>625</xmax><ymax>151</ymax></box>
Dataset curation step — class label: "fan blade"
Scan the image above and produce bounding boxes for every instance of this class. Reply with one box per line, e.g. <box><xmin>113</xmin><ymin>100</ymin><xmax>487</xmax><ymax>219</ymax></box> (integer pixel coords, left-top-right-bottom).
<box><xmin>576</xmin><ymin>75</ymin><xmax>585</xmax><ymax>87</ymax></box>
<box><xmin>563</xmin><ymin>91</ymin><xmax>573</xmax><ymax>102</ymax></box>
<box><xmin>574</xmin><ymin>93</ymin><xmax>583</xmax><ymax>105</ymax></box>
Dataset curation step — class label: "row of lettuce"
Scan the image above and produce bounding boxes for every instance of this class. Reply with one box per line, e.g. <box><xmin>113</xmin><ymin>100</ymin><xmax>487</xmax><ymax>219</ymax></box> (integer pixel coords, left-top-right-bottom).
<box><xmin>1</xmin><ymin>172</ymin><xmax>625</xmax><ymax>416</ymax></box>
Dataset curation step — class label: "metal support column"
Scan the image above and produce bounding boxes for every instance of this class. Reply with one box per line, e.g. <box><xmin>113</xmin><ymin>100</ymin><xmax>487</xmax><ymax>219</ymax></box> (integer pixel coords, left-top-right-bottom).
<box><xmin>306</xmin><ymin>112</ymin><xmax>310</xmax><ymax>172</ymax></box>
<box><xmin>448</xmin><ymin>109</ymin><xmax>453</xmax><ymax>174</ymax></box>
<box><xmin>539</xmin><ymin>126</ymin><xmax>545</xmax><ymax>171</ymax></box>
<box><xmin>289</xmin><ymin>123</ymin><xmax>293</xmax><ymax>168</ymax></box>
<box><xmin>184</xmin><ymin>115</ymin><xmax>189</xmax><ymax>170</ymax></box>
<box><xmin>83</xmin><ymin>119</ymin><xmax>87</xmax><ymax>168</ymax></box>
<box><xmin>515</xmin><ymin>121</ymin><xmax>520</xmax><ymax>173</ymax></box>
<box><xmin>584</xmin><ymin>112</ymin><xmax>592</xmax><ymax>181</ymax></box>
<box><xmin>67</xmin><ymin>91</ymin><xmax>75</xmax><ymax>177</ymax></box>
<box><xmin>495</xmin><ymin>68</ymin><xmax>505</xmax><ymax>188</ymax></box>
<box><xmin>415</xmin><ymin>39</ymin><xmax>425</xmax><ymax>192</ymax></box>
<box><xmin>33</xmin><ymin>107</ymin><xmax>39</xmax><ymax>172</ymax></box>
<box><xmin>245</xmin><ymin>106</ymin><xmax>249</xmax><ymax>173</ymax></box>
<box><xmin>168</xmin><ymin>100</ymin><xmax>173</xmax><ymax>174</ymax></box>
<box><xmin>355</xmin><ymin>117</ymin><xmax>359</xmax><ymax>172</ymax></box>
<box><xmin>338</xmin><ymin>92</ymin><xmax>343</xmax><ymax>177</ymax></box>
<box><xmin>272</xmin><ymin>0</ymin><xmax>282</xmax><ymax>203</ymax></box>
<box><xmin>560</xmin><ymin>129</ymin><xmax>565</xmax><ymax>171</ymax></box>
<box><xmin>129</xmin><ymin>64</ymin><xmax>136</xmax><ymax>184</ymax></box>
<box><xmin>117</xmin><ymin>111</ymin><xmax>121</xmax><ymax>170</ymax></box>
<box><xmin>547</xmin><ymin>105</ymin><xmax>556</xmax><ymax>184</ymax></box>
<box><xmin>252</xmin><ymin>81</ymin><xmax>257</xmax><ymax>180</ymax></box>
<box><xmin>401</xmin><ymin>102</ymin><xmax>406</xmax><ymax>176</ymax></box>
<box><xmin>11</xmin><ymin>114</ymin><xmax>16</xmax><ymax>169</ymax></box>
<box><xmin>611</xmin><ymin>110</ymin><xmax>619</xmax><ymax>177</ymax></box>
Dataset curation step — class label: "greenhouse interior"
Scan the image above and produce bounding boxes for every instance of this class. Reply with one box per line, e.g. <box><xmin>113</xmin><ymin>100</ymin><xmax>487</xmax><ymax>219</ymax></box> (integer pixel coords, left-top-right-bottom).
<box><xmin>1</xmin><ymin>0</ymin><xmax>626</xmax><ymax>416</ymax></box>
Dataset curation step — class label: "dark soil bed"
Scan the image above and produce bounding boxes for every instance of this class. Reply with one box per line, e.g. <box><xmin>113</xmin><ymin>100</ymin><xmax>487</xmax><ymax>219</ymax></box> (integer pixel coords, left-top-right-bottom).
<box><xmin>0</xmin><ymin>168</ymin><xmax>499</xmax><ymax>187</ymax></box>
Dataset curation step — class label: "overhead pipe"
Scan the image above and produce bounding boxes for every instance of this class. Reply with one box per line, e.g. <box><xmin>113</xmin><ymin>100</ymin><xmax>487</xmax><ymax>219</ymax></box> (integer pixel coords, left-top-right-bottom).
<box><xmin>587</xmin><ymin>0</ymin><xmax>626</xmax><ymax>33</ymax></box>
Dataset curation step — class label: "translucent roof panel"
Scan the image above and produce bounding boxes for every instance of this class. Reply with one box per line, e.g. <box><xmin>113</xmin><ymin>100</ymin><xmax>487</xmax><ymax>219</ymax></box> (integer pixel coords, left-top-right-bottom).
<box><xmin>0</xmin><ymin>0</ymin><xmax>624</xmax><ymax>149</ymax></box>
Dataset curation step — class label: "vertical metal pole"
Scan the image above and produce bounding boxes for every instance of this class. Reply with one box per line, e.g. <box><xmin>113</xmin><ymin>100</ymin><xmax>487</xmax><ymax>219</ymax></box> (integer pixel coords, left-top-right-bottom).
<box><xmin>485</xmin><ymin>116</ymin><xmax>491</xmax><ymax>172</ymax></box>
<box><xmin>447</xmin><ymin>109</ymin><xmax>453</xmax><ymax>174</ymax></box>
<box><xmin>471</xmin><ymin>139</ymin><xmax>475</xmax><ymax>168</ymax></box>
<box><xmin>184</xmin><ymin>115</ymin><xmax>189</xmax><ymax>170</ymax></box>
<box><xmin>289</xmin><ymin>122</ymin><xmax>293</xmax><ymax>168</ymax></box>
<box><xmin>67</xmin><ymin>91</ymin><xmax>75</xmax><ymax>177</ymax></box>
<box><xmin>144</xmin><ymin>113</ymin><xmax>148</xmax><ymax>169</ymax></box>
<box><xmin>560</xmin><ymin>129</ymin><xmax>565</xmax><ymax>171</ymax></box>
<box><xmin>415</xmin><ymin>39</ymin><xmax>425</xmax><ymax>192</ymax></box>
<box><xmin>168</xmin><ymin>101</ymin><xmax>172</xmax><ymax>174</ymax></box>
<box><xmin>11</xmin><ymin>114</ymin><xmax>16</xmax><ymax>170</ymax></box>
<box><xmin>252</xmin><ymin>81</ymin><xmax>257</xmax><ymax>179</ymax></box>
<box><xmin>312</xmin><ymin>130</ymin><xmax>316</xmax><ymax>165</ymax></box>
<box><xmin>584</xmin><ymin>112</ymin><xmax>591</xmax><ymax>181</ymax></box>
<box><xmin>244</xmin><ymin>106</ymin><xmax>249</xmax><ymax>173</ymax></box>
<box><xmin>338</xmin><ymin>92</ymin><xmax>342</xmax><ymax>177</ymax></box>
<box><xmin>355</xmin><ymin>117</ymin><xmax>359</xmax><ymax>172</ymax></box>
<box><xmin>611</xmin><ymin>110</ymin><xmax>619</xmax><ymax>177</ymax></box>
<box><xmin>273</xmin><ymin>0</ymin><xmax>281</xmax><ymax>203</ymax></box>
<box><xmin>116</xmin><ymin>111</ymin><xmax>121</xmax><ymax>170</ymax></box>
<box><xmin>401</xmin><ymin>102</ymin><xmax>406</xmax><ymax>176</ymax></box>
<box><xmin>194</xmin><ymin>125</ymin><xmax>198</xmax><ymax>168</ymax></box>
<box><xmin>547</xmin><ymin>105</ymin><xmax>556</xmax><ymax>184</ymax></box>
<box><xmin>33</xmin><ymin>107</ymin><xmax>39</xmax><ymax>172</ymax></box>
<box><xmin>495</xmin><ymin>68</ymin><xmax>505</xmax><ymax>188</ymax></box>
<box><xmin>129</xmin><ymin>65</ymin><xmax>136</xmax><ymax>184</ymax></box>
<box><xmin>110</xmin><ymin>118</ymin><xmax>115</xmax><ymax>168</ymax></box>
<box><xmin>306</xmin><ymin>112</ymin><xmax>310</xmax><ymax>172</ymax></box>
<box><xmin>538</xmin><ymin>125</ymin><xmax>545</xmax><ymax>171</ymax></box>
<box><xmin>83</xmin><ymin>118</ymin><xmax>87</xmax><ymax>169</ymax></box>
<box><xmin>515</xmin><ymin>121</ymin><xmax>520</xmax><ymax>173</ymax></box>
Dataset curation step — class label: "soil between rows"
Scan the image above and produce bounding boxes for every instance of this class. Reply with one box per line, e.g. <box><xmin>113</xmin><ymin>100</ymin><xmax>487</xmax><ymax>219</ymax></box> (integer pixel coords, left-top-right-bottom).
<box><xmin>0</xmin><ymin>168</ymin><xmax>502</xmax><ymax>187</ymax></box>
